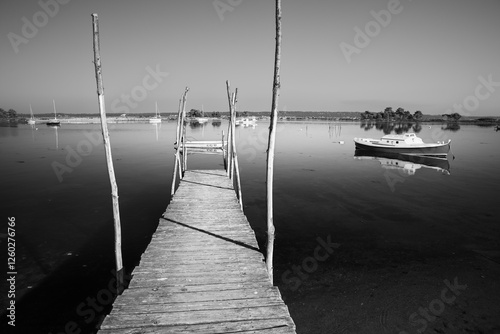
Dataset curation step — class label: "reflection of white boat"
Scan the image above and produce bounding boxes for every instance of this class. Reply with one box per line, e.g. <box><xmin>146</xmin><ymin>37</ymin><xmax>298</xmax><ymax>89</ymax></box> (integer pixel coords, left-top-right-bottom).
<box><xmin>152</xmin><ymin>122</ymin><xmax>160</xmax><ymax>141</ymax></box>
<box><xmin>354</xmin><ymin>150</ymin><xmax>450</xmax><ymax>175</ymax></box>
<box><xmin>192</xmin><ymin>104</ymin><xmax>209</xmax><ymax>124</ymax></box>
<box><xmin>48</xmin><ymin>122</ymin><xmax>60</xmax><ymax>149</ymax></box>
<box><xmin>149</xmin><ymin>102</ymin><xmax>162</xmax><ymax>123</ymax></box>
<box><xmin>46</xmin><ymin>100</ymin><xmax>61</xmax><ymax>126</ymax></box>
<box><xmin>27</xmin><ymin>104</ymin><xmax>36</xmax><ymax>125</ymax></box>
<box><xmin>354</xmin><ymin>133</ymin><xmax>450</xmax><ymax>157</ymax></box>
<box><xmin>235</xmin><ymin>117</ymin><xmax>257</xmax><ymax>126</ymax></box>
<box><xmin>193</xmin><ymin>117</ymin><xmax>209</xmax><ymax>124</ymax></box>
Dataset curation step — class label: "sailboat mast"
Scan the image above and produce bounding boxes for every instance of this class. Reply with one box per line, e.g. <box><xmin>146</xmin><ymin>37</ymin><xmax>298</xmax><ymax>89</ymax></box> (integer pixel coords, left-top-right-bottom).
<box><xmin>53</xmin><ymin>100</ymin><xmax>57</xmax><ymax>120</ymax></box>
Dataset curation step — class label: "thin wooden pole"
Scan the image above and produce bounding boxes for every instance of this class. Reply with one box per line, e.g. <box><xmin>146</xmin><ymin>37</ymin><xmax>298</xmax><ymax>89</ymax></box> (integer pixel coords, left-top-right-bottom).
<box><xmin>231</xmin><ymin>88</ymin><xmax>243</xmax><ymax>210</ymax></box>
<box><xmin>230</xmin><ymin>92</ymin><xmax>236</xmax><ymax>180</ymax></box>
<box><xmin>92</xmin><ymin>13</ymin><xmax>124</xmax><ymax>292</ymax></box>
<box><xmin>231</xmin><ymin>91</ymin><xmax>238</xmax><ymax>181</ymax></box>
<box><xmin>226</xmin><ymin>80</ymin><xmax>233</xmax><ymax>176</ymax></box>
<box><xmin>234</xmin><ymin>152</ymin><xmax>243</xmax><ymax>210</ymax></box>
<box><xmin>175</xmin><ymin>96</ymin><xmax>183</xmax><ymax>144</ymax></box>
<box><xmin>171</xmin><ymin>96</ymin><xmax>183</xmax><ymax>196</ymax></box>
<box><xmin>265</xmin><ymin>0</ymin><xmax>281</xmax><ymax>284</ymax></box>
<box><xmin>181</xmin><ymin>88</ymin><xmax>189</xmax><ymax>173</ymax></box>
<box><xmin>222</xmin><ymin>130</ymin><xmax>227</xmax><ymax>170</ymax></box>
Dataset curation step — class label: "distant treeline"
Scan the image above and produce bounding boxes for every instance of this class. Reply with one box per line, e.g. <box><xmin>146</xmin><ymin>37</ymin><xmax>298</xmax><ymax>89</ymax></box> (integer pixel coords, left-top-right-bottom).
<box><xmin>4</xmin><ymin>106</ymin><xmax>499</xmax><ymax>124</ymax></box>
<box><xmin>360</xmin><ymin>107</ymin><xmax>469</xmax><ymax>123</ymax></box>
<box><xmin>0</xmin><ymin>108</ymin><xmax>17</xmax><ymax>119</ymax></box>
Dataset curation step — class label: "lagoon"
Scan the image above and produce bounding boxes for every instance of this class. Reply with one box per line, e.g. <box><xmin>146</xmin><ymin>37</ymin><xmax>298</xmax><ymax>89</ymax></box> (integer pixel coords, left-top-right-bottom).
<box><xmin>1</xmin><ymin>120</ymin><xmax>499</xmax><ymax>333</ymax></box>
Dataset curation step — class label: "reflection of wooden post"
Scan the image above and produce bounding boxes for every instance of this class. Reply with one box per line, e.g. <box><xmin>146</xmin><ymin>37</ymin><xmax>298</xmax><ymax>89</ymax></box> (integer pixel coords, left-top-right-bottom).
<box><xmin>92</xmin><ymin>13</ymin><xmax>124</xmax><ymax>292</ymax></box>
<box><xmin>265</xmin><ymin>0</ymin><xmax>282</xmax><ymax>284</ymax></box>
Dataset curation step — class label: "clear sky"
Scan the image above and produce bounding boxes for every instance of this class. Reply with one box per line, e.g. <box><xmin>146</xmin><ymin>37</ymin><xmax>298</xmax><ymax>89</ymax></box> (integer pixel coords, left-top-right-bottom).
<box><xmin>1</xmin><ymin>0</ymin><xmax>499</xmax><ymax>116</ymax></box>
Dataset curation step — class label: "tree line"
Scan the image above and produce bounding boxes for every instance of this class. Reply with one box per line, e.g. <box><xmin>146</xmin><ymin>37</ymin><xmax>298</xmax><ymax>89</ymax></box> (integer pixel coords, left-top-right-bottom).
<box><xmin>0</xmin><ymin>108</ymin><xmax>17</xmax><ymax>119</ymax></box>
<box><xmin>187</xmin><ymin>109</ymin><xmax>250</xmax><ymax>118</ymax></box>
<box><xmin>361</xmin><ymin>107</ymin><xmax>461</xmax><ymax>121</ymax></box>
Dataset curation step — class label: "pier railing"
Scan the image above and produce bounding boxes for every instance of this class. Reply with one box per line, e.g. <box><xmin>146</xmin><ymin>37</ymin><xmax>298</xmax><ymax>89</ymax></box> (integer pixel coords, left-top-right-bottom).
<box><xmin>171</xmin><ymin>84</ymin><xmax>243</xmax><ymax>210</ymax></box>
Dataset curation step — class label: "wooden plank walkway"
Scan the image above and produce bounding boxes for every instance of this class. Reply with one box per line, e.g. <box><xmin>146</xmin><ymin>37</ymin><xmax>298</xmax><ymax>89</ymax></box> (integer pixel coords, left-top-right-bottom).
<box><xmin>99</xmin><ymin>169</ymin><xmax>296</xmax><ymax>333</ymax></box>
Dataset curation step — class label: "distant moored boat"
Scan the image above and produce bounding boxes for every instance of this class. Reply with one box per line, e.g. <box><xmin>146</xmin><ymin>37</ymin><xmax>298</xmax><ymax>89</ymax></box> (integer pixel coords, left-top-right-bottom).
<box><xmin>27</xmin><ymin>104</ymin><xmax>36</xmax><ymax>125</ymax></box>
<box><xmin>149</xmin><ymin>101</ymin><xmax>162</xmax><ymax>123</ymax></box>
<box><xmin>46</xmin><ymin>100</ymin><xmax>61</xmax><ymax>126</ymax></box>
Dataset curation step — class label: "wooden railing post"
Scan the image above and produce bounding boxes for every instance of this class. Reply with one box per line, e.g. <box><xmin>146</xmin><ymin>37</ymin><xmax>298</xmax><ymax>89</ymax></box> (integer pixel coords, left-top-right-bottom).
<box><xmin>265</xmin><ymin>0</ymin><xmax>282</xmax><ymax>284</ymax></box>
<box><xmin>226</xmin><ymin>80</ymin><xmax>233</xmax><ymax>177</ymax></box>
<box><xmin>171</xmin><ymin>88</ymin><xmax>189</xmax><ymax>196</ymax></box>
<box><xmin>181</xmin><ymin>88</ymin><xmax>188</xmax><ymax>173</ymax></box>
<box><xmin>222</xmin><ymin>130</ymin><xmax>227</xmax><ymax>170</ymax></box>
<box><xmin>171</xmin><ymin>96</ymin><xmax>183</xmax><ymax>196</ymax></box>
<box><xmin>92</xmin><ymin>13</ymin><xmax>124</xmax><ymax>292</ymax></box>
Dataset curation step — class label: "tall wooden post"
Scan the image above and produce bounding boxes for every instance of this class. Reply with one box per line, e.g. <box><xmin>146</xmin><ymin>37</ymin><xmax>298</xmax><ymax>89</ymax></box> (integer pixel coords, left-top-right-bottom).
<box><xmin>92</xmin><ymin>13</ymin><xmax>124</xmax><ymax>292</ymax></box>
<box><xmin>265</xmin><ymin>0</ymin><xmax>282</xmax><ymax>284</ymax></box>
<box><xmin>226</xmin><ymin>80</ymin><xmax>233</xmax><ymax>177</ymax></box>
<box><xmin>181</xmin><ymin>87</ymin><xmax>189</xmax><ymax>173</ymax></box>
<box><xmin>171</xmin><ymin>96</ymin><xmax>183</xmax><ymax>196</ymax></box>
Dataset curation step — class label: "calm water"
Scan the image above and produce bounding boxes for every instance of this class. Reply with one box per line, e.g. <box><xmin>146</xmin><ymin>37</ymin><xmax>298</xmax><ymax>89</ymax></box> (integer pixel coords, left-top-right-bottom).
<box><xmin>1</xmin><ymin>120</ymin><xmax>499</xmax><ymax>332</ymax></box>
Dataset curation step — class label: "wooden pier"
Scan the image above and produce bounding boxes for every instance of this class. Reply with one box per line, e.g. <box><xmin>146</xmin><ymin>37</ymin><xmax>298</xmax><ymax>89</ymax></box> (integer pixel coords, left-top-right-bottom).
<box><xmin>99</xmin><ymin>169</ymin><xmax>296</xmax><ymax>333</ymax></box>
<box><xmin>98</xmin><ymin>87</ymin><xmax>296</xmax><ymax>333</ymax></box>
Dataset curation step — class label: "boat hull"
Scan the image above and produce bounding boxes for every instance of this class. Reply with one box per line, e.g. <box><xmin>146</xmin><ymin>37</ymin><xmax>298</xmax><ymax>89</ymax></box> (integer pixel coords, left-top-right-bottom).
<box><xmin>354</xmin><ymin>150</ymin><xmax>450</xmax><ymax>173</ymax></box>
<box><xmin>354</xmin><ymin>139</ymin><xmax>450</xmax><ymax>156</ymax></box>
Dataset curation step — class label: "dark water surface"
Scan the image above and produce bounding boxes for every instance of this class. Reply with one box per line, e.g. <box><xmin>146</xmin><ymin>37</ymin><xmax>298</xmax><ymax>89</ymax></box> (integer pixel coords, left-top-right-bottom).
<box><xmin>1</xmin><ymin>121</ymin><xmax>499</xmax><ymax>333</ymax></box>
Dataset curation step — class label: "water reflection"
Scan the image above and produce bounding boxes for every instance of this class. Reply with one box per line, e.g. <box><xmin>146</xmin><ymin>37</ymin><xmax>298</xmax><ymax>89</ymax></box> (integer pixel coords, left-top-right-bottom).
<box><xmin>29</xmin><ymin>123</ymin><xmax>37</xmax><ymax>141</ymax></box>
<box><xmin>152</xmin><ymin>123</ymin><xmax>160</xmax><ymax>141</ymax></box>
<box><xmin>441</xmin><ymin>122</ymin><xmax>461</xmax><ymax>131</ymax></box>
<box><xmin>354</xmin><ymin>150</ymin><xmax>451</xmax><ymax>175</ymax></box>
<box><xmin>48</xmin><ymin>124</ymin><xmax>60</xmax><ymax>149</ymax></box>
<box><xmin>328</xmin><ymin>123</ymin><xmax>342</xmax><ymax>139</ymax></box>
<box><xmin>360</xmin><ymin>120</ymin><xmax>424</xmax><ymax>134</ymax></box>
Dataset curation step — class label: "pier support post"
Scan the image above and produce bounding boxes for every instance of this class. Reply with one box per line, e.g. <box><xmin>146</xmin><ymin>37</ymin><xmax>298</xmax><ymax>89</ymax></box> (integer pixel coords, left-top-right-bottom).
<box><xmin>265</xmin><ymin>0</ymin><xmax>282</xmax><ymax>284</ymax></box>
<box><xmin>92</xmin><ymin>13</ymin><xmax>124</xmax><ymax>292</ymax></box>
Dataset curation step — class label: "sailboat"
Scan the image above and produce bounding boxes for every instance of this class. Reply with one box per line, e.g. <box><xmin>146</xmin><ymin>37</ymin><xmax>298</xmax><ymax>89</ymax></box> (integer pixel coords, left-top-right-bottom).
<box><xmin>149</xmin><ymin>101</ymin><xmax>162</xmax><ymax>123</ymax></box>
<box><xmin>27</xmin><ymin>104</ymin><xmax>36</xmax><ymax>125</ymax></box>
<box><xmin>46</xmin><ymin>100</ymin><xmax>61</xmax><ymax>126</ymax></box>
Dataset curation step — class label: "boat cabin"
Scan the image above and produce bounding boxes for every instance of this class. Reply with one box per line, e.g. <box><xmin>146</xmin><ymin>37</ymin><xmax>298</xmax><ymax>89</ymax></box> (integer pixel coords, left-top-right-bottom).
<box><xmin>379</xmin><ymin>133</ymin><xmax>424</xmax><ymax>146</ymax></box>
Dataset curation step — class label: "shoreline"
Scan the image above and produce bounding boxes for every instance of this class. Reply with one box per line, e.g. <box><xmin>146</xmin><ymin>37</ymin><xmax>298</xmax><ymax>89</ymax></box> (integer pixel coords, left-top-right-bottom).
<box><xmin>7</xmin><ymin>116</ymin><xmax>500</xmax><ymax>126</ymax></box>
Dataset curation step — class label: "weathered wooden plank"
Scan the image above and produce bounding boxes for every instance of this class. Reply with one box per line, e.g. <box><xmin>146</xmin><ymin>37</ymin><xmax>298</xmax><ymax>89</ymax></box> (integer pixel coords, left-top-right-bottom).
<box><xmin>125</xmin><ymin>280</ymin><xmax>274</xmax><ymax>293</ymax></box>
<box><xmin>102</xmin><ymin>305</ymin><xmax>291</xmax><ymax>328</ymax></box>
<box><xmin>100</xmin><ymin>317</ymin><xmax>295</xmax><ymax>334</ymax></box>
<box><xmin>111</xmin><ymin>297</ymin><xmax>285</xmax><ymax>313</ymax></box>
<box><xmin>146</xmin><ymin>239</ymin><xmax>259</xmax><ymax>249</ymax></box>
<box><xmin>134</xmin><ymin>264</ymin><xmax>268</xmax><ymax>277</ymax></box>
<box><xmin>111</xmin><ymin>288</ymin><xmax>282</xmax><ymax>306</ymax></box>
<box><xmin>126</xmin><ymin>268</ymin><xmax>269</xmax><ymax>282</ymax></box>
<box><xmin>127</xmin><ymin>274</ymin><xmax>269</xmax><ymax>288</ymax></box>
